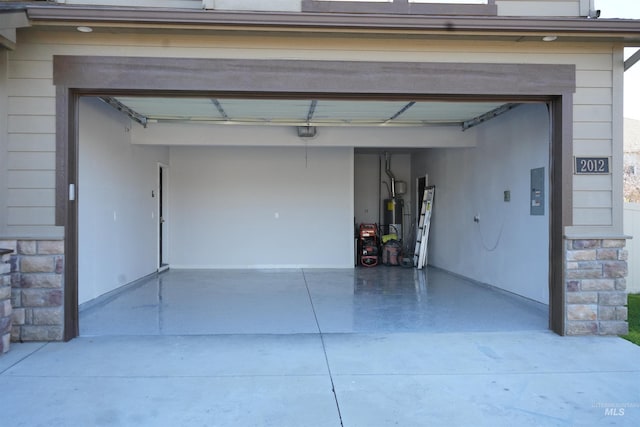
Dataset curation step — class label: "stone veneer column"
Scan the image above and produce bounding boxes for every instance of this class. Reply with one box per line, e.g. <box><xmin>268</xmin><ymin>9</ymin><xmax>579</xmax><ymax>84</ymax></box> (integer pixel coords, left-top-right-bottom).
<box><xmin>10</xmin><ymin>240</ymin><xmax>64</xmax><ymax>341</ymax></box>
<box><xmin>0</xmin><ymin>247</ymin><xmax>14</xmax><ymax>353</ymax></box>
<box><xmin>565</xmin><ymin>239</ymin><xmax>629</xmax><ymax>335</ymax></box>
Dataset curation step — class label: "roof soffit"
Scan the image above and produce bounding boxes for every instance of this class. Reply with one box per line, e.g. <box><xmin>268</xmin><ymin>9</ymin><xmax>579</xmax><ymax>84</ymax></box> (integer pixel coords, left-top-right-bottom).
<box><xmin>20</xmin><ymin>5</ymin><xmax>640</xmax><ymax>44</ymax></box>
<box><xmin>0</xmin><ymin>9</ymin><xmax>29</xmax><ymax>49</ymax></box>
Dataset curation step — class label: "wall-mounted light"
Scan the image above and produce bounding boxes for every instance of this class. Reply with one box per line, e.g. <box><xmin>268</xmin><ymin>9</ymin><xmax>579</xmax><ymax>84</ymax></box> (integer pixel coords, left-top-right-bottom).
<box><xmin>76</xmin><ymin>26</ymin><xmax>93</xmax><ymax>33</ymax></box>
<box><xmin>542</xmin><ymin>35</ymin><xmax>558</xmax><ymax>42</ymax></box>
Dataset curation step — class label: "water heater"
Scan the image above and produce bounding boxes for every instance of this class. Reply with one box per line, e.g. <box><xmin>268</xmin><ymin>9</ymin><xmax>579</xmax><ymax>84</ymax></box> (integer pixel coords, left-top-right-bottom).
<box><xmin>384</xmin><ymin>198</ymin><xmax>403</xmax><ymax>237</ymax></box>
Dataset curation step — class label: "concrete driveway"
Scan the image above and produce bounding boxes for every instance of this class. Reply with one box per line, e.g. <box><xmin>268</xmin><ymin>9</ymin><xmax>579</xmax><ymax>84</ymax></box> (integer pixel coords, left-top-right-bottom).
<box><xmin>1</xmin><ymin>330</ymin><xmax>639</xmax><ymax>426</ymax></box>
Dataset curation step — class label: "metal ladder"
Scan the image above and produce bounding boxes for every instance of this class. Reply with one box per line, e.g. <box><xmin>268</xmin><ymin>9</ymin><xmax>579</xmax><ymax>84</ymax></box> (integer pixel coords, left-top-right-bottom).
<box><xmin>413</xmin><ymin>185</ymin><xmax>435</xmax><ymax>269</ymax></box>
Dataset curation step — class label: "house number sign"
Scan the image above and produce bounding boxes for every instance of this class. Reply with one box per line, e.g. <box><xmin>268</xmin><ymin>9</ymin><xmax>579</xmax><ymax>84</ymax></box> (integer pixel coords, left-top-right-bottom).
<box><xmin>574</xmin><ymin>157</ymin><xmax>610</xmax><ymax>174</ymax></box>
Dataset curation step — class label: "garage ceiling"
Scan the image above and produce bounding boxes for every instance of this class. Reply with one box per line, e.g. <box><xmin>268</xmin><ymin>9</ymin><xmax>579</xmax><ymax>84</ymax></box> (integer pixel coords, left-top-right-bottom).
<box><xmin>100</xmin><ymin>96</ymin><xmax>518</xmax><ymax>130</ymax></box>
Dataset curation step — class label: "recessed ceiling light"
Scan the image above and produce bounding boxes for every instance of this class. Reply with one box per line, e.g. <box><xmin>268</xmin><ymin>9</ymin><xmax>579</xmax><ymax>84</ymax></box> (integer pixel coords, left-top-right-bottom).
<box><xmin>542</xmin><ymin>35</ymin><xmax>558</xmax><ymax>42</ymax></box>
<box><xmin>76</xmin><ymin>26</ymin><xmax>93</xmax><ymax>33</ymax></box>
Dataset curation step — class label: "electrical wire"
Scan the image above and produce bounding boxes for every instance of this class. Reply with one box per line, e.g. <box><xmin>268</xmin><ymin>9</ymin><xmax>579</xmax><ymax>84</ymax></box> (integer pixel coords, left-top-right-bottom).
<box><xmin>476</xmin><ymin>216</ymin><xmax>506</xmax><ymax>252</ymax></box>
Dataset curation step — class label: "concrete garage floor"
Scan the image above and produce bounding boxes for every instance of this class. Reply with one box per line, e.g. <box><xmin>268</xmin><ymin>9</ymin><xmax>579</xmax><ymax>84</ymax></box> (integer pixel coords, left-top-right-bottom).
<box><xmin>79</xmin><ymin>267</ymin><xmax>549</xmax><ymax>336</ymax></box>
<box><xmin>1</xmin><ymin>268</ymin><xmax>640</xmax><ymax>426</ymax></box>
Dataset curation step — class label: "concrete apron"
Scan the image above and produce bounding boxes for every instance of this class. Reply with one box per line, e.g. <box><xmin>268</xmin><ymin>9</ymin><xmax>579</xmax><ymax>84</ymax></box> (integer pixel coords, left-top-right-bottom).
<box><xmin>1</xmin><ymin>330</ymin><xmax>639</xmax><ymax>426</ymax></box>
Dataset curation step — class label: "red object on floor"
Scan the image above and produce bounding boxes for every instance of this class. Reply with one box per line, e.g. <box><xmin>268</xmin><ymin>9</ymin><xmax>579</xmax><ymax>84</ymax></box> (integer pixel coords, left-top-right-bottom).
<box><xmin>359</xmin><ymin>223</ymin><xmax>379</xmax><ymax>267</ymax></box>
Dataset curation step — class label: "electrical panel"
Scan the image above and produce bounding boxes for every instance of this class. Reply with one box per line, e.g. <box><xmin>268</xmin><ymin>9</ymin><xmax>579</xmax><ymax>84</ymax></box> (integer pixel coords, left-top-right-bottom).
<box><xmin>530</xmin><ymin>167</ymin><xmax>545</xmax><ymax>216</ymax></box>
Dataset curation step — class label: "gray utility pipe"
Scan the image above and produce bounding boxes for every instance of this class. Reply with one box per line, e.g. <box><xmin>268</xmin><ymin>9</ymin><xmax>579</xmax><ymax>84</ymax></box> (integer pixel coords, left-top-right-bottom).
<box><xmin>385</xmin><ymin>152</ymin><xmax>396</xmax><ymax>198</ymax></box>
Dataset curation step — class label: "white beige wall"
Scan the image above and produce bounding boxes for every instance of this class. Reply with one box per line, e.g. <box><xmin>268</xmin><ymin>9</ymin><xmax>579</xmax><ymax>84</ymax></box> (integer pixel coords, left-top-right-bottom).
<box><xmin>133</xmin><ymin>123</ymin><xmax>476</xmax><ymax>149</ymax></box>
<box><xmin>78</xmin><ymin>97</ymin><xmax>170</xmax><ymax>304</ymax></box>
<box><xmin>354</xmin><ymin>154</ymin><xmax>381</xmax><ymax>226</ymax></box>
<box><xmin>412</xmin><ymin>104</ymin><xmax>550</xmax><ymax>303</ymax></box>
<box><xmin>167</xmin><ymin>145</ymin><xmax>354</xmax><ymax>268</ymax></box>
<box><xmin>1</xmin><ymin>28</ymin><xmax>622</xmax><ymax>241</ymax></box>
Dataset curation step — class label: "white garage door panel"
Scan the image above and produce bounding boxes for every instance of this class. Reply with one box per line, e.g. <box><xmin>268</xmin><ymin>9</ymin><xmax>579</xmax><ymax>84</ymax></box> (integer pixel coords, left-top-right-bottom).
<box><xmin>168</xmin><ymin>145</ymin><xmax>354</xmax><ymax>268</ymax></box>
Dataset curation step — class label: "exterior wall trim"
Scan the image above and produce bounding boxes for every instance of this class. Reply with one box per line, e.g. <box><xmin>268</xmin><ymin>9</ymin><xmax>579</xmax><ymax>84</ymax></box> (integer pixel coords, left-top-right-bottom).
<box><xmin>52</xmin><ymin>56</ymin><xmax>576</xmax><ymax>96</ymax></box>
<box><xmin>550</xmin><ymin>94</ymin><xmax>573</xmax><ymax>334</ymax></box>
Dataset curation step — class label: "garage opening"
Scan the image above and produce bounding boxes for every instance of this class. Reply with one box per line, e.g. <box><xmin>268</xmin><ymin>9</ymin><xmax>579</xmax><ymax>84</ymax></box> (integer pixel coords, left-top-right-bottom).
<box><xmin>54</xmin><ymin>56</ymin><xmax>572</xmax><ymax>339</ymax></box>
<box><xmin>75</xmin><ymin>94</ymin><xmax>549</xmax><ymax>336</ymax></box>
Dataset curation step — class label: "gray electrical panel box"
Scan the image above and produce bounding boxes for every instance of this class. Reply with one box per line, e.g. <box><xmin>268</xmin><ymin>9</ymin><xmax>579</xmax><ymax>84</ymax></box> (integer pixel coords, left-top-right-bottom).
<box><xmin>530</xmin><ymin>167</ymin><xmax>545</xmax><ymax>216</ymax></box>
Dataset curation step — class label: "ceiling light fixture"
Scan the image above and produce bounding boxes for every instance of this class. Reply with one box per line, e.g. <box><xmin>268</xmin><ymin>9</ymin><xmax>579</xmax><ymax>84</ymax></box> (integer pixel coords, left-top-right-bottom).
<box><xmin>297</xmin><ymin>126</ymin><xmax>317</xmax><ymax>138</ymax></box>
<box><xmin>542</xmin><ymin>35</ymin><xmax>558</xmax><ymax>42</ymax></box>
<box><xmin>76</xmin><ymin>26</ymin><xmax>93</xmax><ymax>33</ymax></box>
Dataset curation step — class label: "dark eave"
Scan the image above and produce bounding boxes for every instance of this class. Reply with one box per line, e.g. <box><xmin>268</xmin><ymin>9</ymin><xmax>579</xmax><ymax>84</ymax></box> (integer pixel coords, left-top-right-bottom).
<box><xmin>18</xmin><ymin>4</ymin><xmax>640</xmax><ymax>44</ymax></box>
<box><xmin>0</xmin><ymin>8</ymin><xmax>30</xmax><ymax>49</ymax></box>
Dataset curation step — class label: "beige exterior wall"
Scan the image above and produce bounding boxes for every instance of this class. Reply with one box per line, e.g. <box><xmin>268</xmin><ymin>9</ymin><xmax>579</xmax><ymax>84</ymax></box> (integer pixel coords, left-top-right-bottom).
<box><xmin>0</xmin><ymin>51</ymin><xmax>8</xmax><ymax>238</ymax></box>
<box><xmin>5</xmin><ymin>36</ymin><xmax>58</xmax><ymax>239</ymax></box>
<box><xmin>52</xmin><ymin>0</ymin><xmax>588</xmax><ymax>17</ymax></box>
<box><xmin>3</xmin><ymin>28</ymin><xmax>622</xmax><ymax>238</ymax></box>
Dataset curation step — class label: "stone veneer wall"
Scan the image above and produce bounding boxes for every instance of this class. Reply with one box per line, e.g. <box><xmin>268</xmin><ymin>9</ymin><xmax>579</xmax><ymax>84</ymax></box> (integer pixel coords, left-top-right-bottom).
<box><xmin>565</xmin><ymin>239</ymin><xmax>629</xmax><ymax>335</ymax></box>
<box><xmin>0</xmin><ymin>248</ymin><xmax>13</xmax><ymax>353</ymax></box>
<box><xmin>0</xmin><ymin>239</ymin><xmax>64</xmax><ymax>342</ymax></box>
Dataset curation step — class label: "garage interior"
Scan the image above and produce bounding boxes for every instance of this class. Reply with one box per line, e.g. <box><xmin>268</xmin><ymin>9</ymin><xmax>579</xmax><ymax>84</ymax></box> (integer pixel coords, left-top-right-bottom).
<box><xmin>76</xmin><ymin>94</ymin><xmax>550</xmax><ymax>335</ymax></box>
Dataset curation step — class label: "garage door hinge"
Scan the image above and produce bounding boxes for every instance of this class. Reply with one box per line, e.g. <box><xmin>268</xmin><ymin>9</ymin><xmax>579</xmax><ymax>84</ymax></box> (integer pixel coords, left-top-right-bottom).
<box><xmin>69</xmin><ymin>183</ymin><xmax>76</xmax><ymax>201</ymax></box>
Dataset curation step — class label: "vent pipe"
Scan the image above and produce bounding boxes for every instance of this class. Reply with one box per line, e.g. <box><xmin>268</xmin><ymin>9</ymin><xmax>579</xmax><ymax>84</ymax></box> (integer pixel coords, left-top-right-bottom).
<box><xmin>385</xmin><ymin>152</ymin><xmax>396</xmax><ymax>199</ymax></box>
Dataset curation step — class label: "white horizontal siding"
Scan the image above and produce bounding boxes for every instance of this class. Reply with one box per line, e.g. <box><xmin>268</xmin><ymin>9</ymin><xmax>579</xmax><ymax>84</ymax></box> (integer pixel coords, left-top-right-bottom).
<box><xmin>6</xmin><ymin>82</ymin><xmax>56</xmax><ymax>235</ymax></box>
<box><xmin>496</xmin><ymin>1</ymin><xmax>580</xmax><ymax>17</ymax></box>
<box><xmin>576</xmin><ymin>70</ymin><xmax>613</xmax><ymax>88</ymax></box>
<box><xmin>573</xmin><ymin>208</ymin><xmax>612</xmax><ymax>226</ymax></box>
<box><xmin>573</xmin><ymin>122</ymin><xmax>613</xmax><ymax>140</ymax></box>
<box><xmin>9</xmin><ymin>97</ymin><xmax>55</xmax><ymax>115</ymax></box>
<box><xmin>573</xmin><ymin>174</ymin><xmax>611</xmax><ymax>191</ymax></box>
<box><xmin>573</xmin><ymin>191</ymin><xmax>611</xmax><ymax>208</ymax></box>
<box><xmin>574</xmin><ymin>105</ymin><xmax>612</xmax><ymax>120</ymax></box>
<box><xmin>4</xmin><ymin>29</ymin><xmax>618</xmax><ymax>232</ymax></box>
<box><xmin>7</xmin><ymin>60</ymin><xmax>52</xmax><ymax>79</ymax></box>
<box><xmin>7</xmin><ymin>171</ymin><xmax>55</xmax><ymax>189</ymax></box>
<box><xmin>0</xmin><ymin>51</ymin><xmax>7</xmax><ymax>237</ymax></box>
<box><xmin>8</xmin><ymin>133</ymin><xmax>56</xmax><ymax>152</ymax></box>
<box><xmin>7</xmin><ymin>189</ymin><xmax>55</xmax><ymax>207</ymax></box>
<box><xmin>8</xmin><ymin>152</ymin><xmax>55</xmax><ymax>170</ymax></box>
<box><xmin>7</xmin><ymin>79</ymin><xmax>55</xmax><ymax>97</ymax></box>
<box><xmin>8</xmin><ymin>115</ymin><xmax>55</xmax><ymax>134</ymax></box>
<box><xmin>571</xmin><ymin>45</ymin><xmax>615</xmax><ymax>227</ymax></box>
<box><xmin>574</xmin><ymin>88</ymin><xmax>612</xmax><ymax>105</ymax></box>
<box><xmin>7</xmin><ymin>207</ymin><xmax>55</xmax><ymax>226</ymax></box>
<box><xmin>573</xmin><ymin>139</ymin><xmax>612</xmax><ymax>156</ymax></box>
<box><xmin>5</xmin><ymin>225</ymin><xmax>62</xmax><ymax>238</ymax></box>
